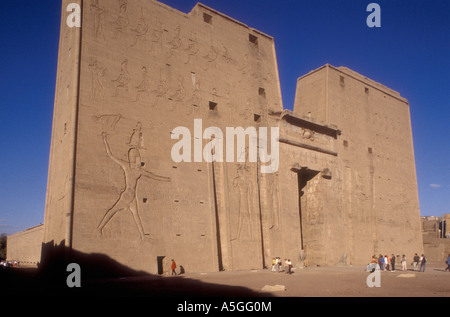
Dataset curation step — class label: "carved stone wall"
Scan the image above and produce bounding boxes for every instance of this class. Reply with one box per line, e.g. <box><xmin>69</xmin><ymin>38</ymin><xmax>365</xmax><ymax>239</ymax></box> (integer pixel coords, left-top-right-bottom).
<box><xmin>41</xmin><ymin>1</ymin><xmax>423</xmax><ymax>274</ymax></box>
<box><xmin>293</xmin><ymin>65</ymin><xmax>423</xmax><ymax>265</ymax></box>
<box><xmin>44</xmin><ymin>0</ymin><xmax>283</xmax><ymax>274</ymax></box>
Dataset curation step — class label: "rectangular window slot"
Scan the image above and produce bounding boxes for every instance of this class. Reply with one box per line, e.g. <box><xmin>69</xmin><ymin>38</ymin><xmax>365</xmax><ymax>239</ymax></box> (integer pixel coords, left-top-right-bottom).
<box><xmin>368</xmin><ymin>147</ymin><xmax>373</xmax><ymax>153</ymax></box>
<box><xmin>365</xmin><ymin>87</ymin><xmax>369</xmax><ymax>94</ymax></box>
<box><xmin>209</xmin><ymin>101</ymin><xmax>218</xmax><ymax>111</ymax></box>
<box><xmin>249</xmin><ymin>34</ymin><xmax>258</xmax><ymax>45</ymax></box>
<box><xmin>254</xmin><ymin>114</ymin><xmax>262</xmax><ymax>123</ymax></box>
<box><xmin>340</xmin><ymin>76</ymin><xmax>345</xmax><ymax>87</ymax></box>
<box><xmin>258</xmin><ymin>87</ymin><xmax>266</xmax><ymax>97</ymax></box>
<box><xmin>174</xmin><ymin>199</ymin><xmax>179</xmax><ymax>203</ymax></box>
<box><xmin>143</xmin><ymin>198</ymin><xmax>148</xmax><ymax>203</ymax></box>
<box><xmin>343</xmin><ymin>140</ymin><xmax>348</xmax><ymax>147</ymax></box>
<box><xmin>140</xmin><ymin>162</ymin><xmax>145</xmax><ymax>167</ymax></box>
<box><xmin>203</xmin><ymin>12</ymin><xmax>212</xmax><ymax>24</ymax></box>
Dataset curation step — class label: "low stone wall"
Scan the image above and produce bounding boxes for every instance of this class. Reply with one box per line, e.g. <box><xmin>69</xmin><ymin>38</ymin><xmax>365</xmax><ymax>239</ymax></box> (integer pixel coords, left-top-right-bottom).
<box><xmin>6</xmin><ymin>224</ymin><xmax>44</xmax><ymax>267</ymax></box>
<box><xmin>423</xmin><ymin>236</ymin><xmax>450</xmax><ymax>262</ymax></box>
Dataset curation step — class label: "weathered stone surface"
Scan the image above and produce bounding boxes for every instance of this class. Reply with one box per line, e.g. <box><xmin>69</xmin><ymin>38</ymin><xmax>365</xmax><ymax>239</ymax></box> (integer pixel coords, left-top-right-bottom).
<box><xmin>6</xmin><ymin>224</ymin><xmax>44</xmax><ymax>266</ymax></box>
<box><xmin>421</xmin><ymin>215</ymin><xmax>450</xmax><ymax>261</ymax></box>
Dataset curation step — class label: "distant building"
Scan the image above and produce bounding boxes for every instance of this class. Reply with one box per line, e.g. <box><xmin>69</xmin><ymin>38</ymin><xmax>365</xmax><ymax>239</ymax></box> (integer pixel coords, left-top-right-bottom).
<box><xmin>422</xmin><ymin>215</ymin><xmax>450</xmax><ymax>260</ymax></box>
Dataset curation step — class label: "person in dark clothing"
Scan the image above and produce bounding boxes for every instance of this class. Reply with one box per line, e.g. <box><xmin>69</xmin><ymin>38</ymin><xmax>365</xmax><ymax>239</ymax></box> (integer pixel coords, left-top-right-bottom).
<box><xmin>419</xmin><ymin>254</ymin><xmax>427</xmax><ymax>272</ymax></box>
<box><xmin>391</xmin><ymin>254</ymin><xmax>396</xmax><ymax>271</ymax></box>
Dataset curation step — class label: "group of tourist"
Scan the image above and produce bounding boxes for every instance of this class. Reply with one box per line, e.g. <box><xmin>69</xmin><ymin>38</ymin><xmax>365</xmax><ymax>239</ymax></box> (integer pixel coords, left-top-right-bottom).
<box><xmin>271</xmin><ymin>257</ymin><xmax>293</xmax><ymax>274</ymax></box>
<box><xmin>367</xmin><ymin>253</ymin><xmax>427</xmax><ymax>272</ymax></box>
<box><xmin>411</xmin><ymin>253</ymin><xmax>427</xmax><ymax>272</ymax></box>
<box><xmin>0</xmin><ymin>260</ymin><xmax>19</xmax><ymax>268</ymax></box>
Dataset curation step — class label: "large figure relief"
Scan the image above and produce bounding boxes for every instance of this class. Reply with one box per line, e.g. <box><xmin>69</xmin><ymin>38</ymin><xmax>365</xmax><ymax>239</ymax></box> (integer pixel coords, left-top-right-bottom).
<box><xmin>97</xmin><ymin>123</ymin><xmax>171</xmax><ymax>240</ymax></box>
<box><xmin>230</xmin><ymin>165</ymin><xmax>256</xmax><ymax>241</ymax></box>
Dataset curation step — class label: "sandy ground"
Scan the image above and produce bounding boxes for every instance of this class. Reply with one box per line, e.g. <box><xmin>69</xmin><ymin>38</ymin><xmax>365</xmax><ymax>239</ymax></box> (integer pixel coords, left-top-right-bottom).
<box><xmin>2</xmin><ymin>261</ymin><xmax>449</xmax><ymax>298</ymax></box>
<box><xmin>161</xmin><ymin>261</ymin><xmax>450</xmax><ymax>297</ymax></box>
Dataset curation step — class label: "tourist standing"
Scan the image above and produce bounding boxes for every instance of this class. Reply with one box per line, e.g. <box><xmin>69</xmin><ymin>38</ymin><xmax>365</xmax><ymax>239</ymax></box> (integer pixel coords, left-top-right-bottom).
<box><xmin>171</xmin><ymin>259</ymin><xmax>177</xmax><ymax>275</ymax></box>
<box><xmin>445</xmin><ymin>254</ymin><xmax>450</xmax><ymax>272</ymax></box>
<box><xmin>391</xmin><ymin>254</ymin><xmax>396</xmax><ymax>272</ymax></box>
<box><xmin>401</xmin><ymin>254</ymin><xmax>407</xmax><ymax>271</ymax></box>
<box><xmin>378</xmin><ymin>255</ymin><xmax>384</xmax><ymax>271</ymax></box>
<box><xmin>419</xmin><ymin>254</ymin><xmax>426</xmax><ymax>272</ymax></box>
<box><xmin>413</xmin><ymin>253</ymin><xmax>420</xmax><ymax>271</ymax></box>
<box><xmin>275</xmin><ymin>257</ymin><xmax>280</xmax><ymax>273</ymax></box>
<box><xmin>285</xmin><ymin>259</ymin><xmax>292</xmax><ymax>274</ymax></box>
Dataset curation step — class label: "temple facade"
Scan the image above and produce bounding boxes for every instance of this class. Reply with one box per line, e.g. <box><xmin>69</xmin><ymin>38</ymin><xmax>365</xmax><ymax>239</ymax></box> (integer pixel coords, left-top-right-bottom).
<box><xmin>39</xmin><ymin>0</ymin><xmax>423</xmax><ymax>274</ymax></box>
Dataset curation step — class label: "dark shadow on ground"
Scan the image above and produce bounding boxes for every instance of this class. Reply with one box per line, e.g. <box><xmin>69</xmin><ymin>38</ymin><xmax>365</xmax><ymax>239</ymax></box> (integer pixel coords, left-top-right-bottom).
<box><xmin>1</xmin><ymin>241</ymin><xmax>272</xmax><ymax>297</ymax></box>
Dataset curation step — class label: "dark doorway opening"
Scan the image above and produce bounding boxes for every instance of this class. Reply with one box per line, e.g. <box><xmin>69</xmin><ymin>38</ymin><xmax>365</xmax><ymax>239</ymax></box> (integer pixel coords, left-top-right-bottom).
<box><xmin>157</xmin><ymin>256</ymin><xmax>165</xmax><ymax>275</ymax></box>
<box><xmin>291</xmin><ymin>167</ymin><xmax>319</xmax><ymax>250</ymax></box>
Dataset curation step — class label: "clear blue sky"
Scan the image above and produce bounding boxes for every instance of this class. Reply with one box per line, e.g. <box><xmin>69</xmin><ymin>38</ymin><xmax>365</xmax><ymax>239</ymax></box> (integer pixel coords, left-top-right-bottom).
<box><xmin>0</xmin><ymin>0</ymin><xmax>448</xmax><ymax>235</ymax></box>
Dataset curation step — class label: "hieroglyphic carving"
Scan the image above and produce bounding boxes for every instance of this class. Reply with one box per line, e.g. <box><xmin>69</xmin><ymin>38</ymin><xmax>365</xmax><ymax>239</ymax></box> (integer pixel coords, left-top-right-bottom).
<box><xmin>149</xmin><ymin>20</ymin><xmax>164</xmax><ymax>54</ymax></box>
<box><xmin>90</xmin><ymin>0</ymin><xmax>106</xmax><ymax>42</ymax></box>
<box><xmin>97</xmin><ymin>123</ymin><xmax>170</xmax><ymax>240</ymax></box>
<box><xmin>189</xmin><ymin>80</ymin><xmax>202</xmax><ymax>113</ymax></box>
<box><xmin>169</xmin><ymin>76</ymin><xmax>185</xmax><ymax>104</ymax></box>
<box><xmin>111</xmin><ymin>0</ymin><xmax>129</xmax><ymax>40</ymax></box>
<box><xmin>221</xmin><ymin>44</ymin><xmax>234</xmax><ymax>64</ymax></box>
<box><xmin>167</xmin><ymin>26</ymin><xmax>182</xmax><ymax>58</ymax></box>
<box><xmin>211</xmin><ymin>88</ymin><xmax>218</xmax><ymax>102</ymax></box>
<box><xmin>231</xmin><ymin>165</ymin><xmax>255</xmax><ymax>241</ymax></box>
<box><xmin>92</xmin><ymin>114</ymin><xmax>122</xmax><ymax>133</ymax></box>
<box><xmin>203</xmin><ymin>45</ymin><xmax>219</xmax><ymax>70</ymax></box>
<box><xmin>263</xmin><ymin>172</ymin><xmax>280</xmax><ymax>229</ymax></box>
<box><xmin>112</xmin><ymin>59</ymin><xmax>130</xmax><ymax>97</ymax></box>
<box><xmin>130</xmin><ymin>8</ymin><xmax>148</xmax><ymax>47</ymax></box>
<box><xmin>152</xmin><ymin>70</ymin><xmax>168</xmax><ymax>107</ymax></box>
<box><xmin>134</xmin><ymin>66</ymin><xmax>150</xmax><ymax>102</ymax></box>
<box><xmin>184</xmin><ymin>33</ymin><xmax>199</xmax><ymax>64</ymax></box>
<box><xmin>89</xmin><ymin>59</ymin><xmax>106</xmax><ymax>100</ymax></box>
<box><xmin>127</xmin><ymin>121</ymin><xmax>144</xmax><ymax>149</ymax></box>
<box><xmin>300</xmin><ymin>128</ymin><xmax>315</xmax><ymax>141</ymax></box>
<box><xmin>304</xmin><ymin>175</ymin><xmax>323</xmax><ymax>225</ymax></box>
